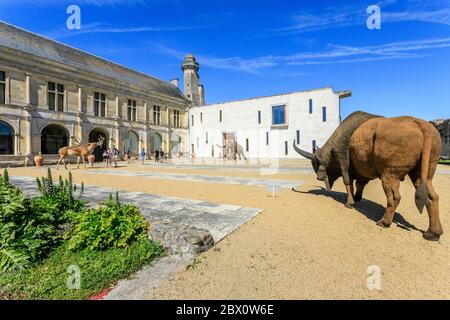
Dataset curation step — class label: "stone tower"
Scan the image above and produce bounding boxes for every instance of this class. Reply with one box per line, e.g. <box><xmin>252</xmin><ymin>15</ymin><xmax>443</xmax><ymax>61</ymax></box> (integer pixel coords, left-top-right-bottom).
<box><xmin>182</xmin><ymin>54</ymin><xmax>205</xmax><ymax>106</ymax></box>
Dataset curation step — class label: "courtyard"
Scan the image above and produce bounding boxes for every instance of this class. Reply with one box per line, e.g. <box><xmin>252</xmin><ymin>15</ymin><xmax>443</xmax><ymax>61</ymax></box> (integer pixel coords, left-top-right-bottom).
<box><xmin>5</xmin><ymin>159</ymin><xmax>450</xmax><ymax>300</ymax></box>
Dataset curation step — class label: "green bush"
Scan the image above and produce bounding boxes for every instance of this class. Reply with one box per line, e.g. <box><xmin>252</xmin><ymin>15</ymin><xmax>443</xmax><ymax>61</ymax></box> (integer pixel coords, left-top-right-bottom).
<box><xmin>36</xmin><ymin>168</ymin><xmax>85</xmax><ymax>215</ymax></box>
<box><xmin>0</xmin><ymin>238</ymin><xmax>164</xmax><ymax>300</ymax></box>
<box><xmin>67</xmin><ymin>193</ymin><xmax>149</xmax><ymax>251</ymax></box>
<box><xmin>0</xmin><ymin>169</ymin><xmax>86</xmax><ymax>272</ymax></box>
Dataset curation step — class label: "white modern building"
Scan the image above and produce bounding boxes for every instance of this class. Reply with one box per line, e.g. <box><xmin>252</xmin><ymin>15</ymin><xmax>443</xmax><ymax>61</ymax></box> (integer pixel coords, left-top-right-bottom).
<box><xmin>188</xmin><ymin>88</ymin><xmax>351</xmax><ymax>159</ymax></box>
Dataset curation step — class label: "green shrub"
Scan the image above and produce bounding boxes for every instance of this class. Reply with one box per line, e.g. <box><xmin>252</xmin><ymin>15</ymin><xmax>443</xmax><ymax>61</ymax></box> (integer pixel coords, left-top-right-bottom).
<box><xmin>36</xmin><ymin>168</ymin><xmax>85</xmax><ymax>215</ymax></box>
<box><xmin>0</xmin><ymin>169</ymin><xmax>86</xmax><ymax>272</ymax></box>
<box><xmin>0</xmin><ymin>238</ymin><xmax>164</xmax><ymax>300</ymax></box>
<box><xmin>67</xmin><ymin>193</ymin><xmax>149</xmax><ymax>251</ymax></box>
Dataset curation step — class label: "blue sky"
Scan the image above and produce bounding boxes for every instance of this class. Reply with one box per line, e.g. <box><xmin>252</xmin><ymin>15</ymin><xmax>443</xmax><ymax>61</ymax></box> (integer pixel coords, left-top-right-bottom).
<box><xmin>1</xmin><ymin>0</ymin><xmax>449</xmax><ymax>119</ymax></box>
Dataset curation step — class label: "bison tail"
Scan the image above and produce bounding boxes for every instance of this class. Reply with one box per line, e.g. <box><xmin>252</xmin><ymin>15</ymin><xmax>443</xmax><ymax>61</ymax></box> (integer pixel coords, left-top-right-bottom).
<box><xmin>415</xmin><ymin>183</ymin><xmax>428</xmax><ymax>214</ymax></box>
<box><xmin>415</xmin><ymin>121</ymin><xmax>433</xmax><ymax>214</ymax></box>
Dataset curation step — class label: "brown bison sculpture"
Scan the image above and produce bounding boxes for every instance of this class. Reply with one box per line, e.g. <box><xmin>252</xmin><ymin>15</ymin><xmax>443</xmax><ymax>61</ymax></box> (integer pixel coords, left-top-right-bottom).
<box><xmin>293</xmin><ymin>111</ymin><xmax>443</xmax><ymax>241</ymax></box>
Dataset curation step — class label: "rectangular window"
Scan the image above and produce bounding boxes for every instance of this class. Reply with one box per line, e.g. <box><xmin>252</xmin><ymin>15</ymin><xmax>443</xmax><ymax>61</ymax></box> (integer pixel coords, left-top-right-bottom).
<box><xmin>219</xmin><ymin>110</ymin><xmax>222</xmax><ymax>123</ymax></box>
<box><xmin>296</xmin><ymin>130</ymin><xmax>300</xmax><ymax>144</ymax></box>
<box><xmin>127</xmin><ymin>99</ymin><xmax>137</xmax><ymax>121</ymax></box>
<box><xmin>0</xmin><ymin>71</ymin><xmax>5</xmax><ymax>104</ymax></box>
<box><xmin>246</xmin><ymin>139</ymin><xmax>249</xmax><ymax>152</ymax></box>
<box><xmin>285</xmin><ymin>141</ymin><xmax>288</xmax><ymax>155</ymax></box>
<box><xmin>173</xmin><ymin>110</ymin><xmax>180</xmax><ymax>127</ymax></box>
<box><xmin>200</xmin><ymin>112</ymin><xmax>203</xmax><ymax>124</ymax></box>
<box><xmin>309</xmin><ymin>99</ymin><xmax>313</xmax><ymax>114</ymax></box>
<box><xmin>272</xmin><ymin>105</ymin><xmax>286</xmax><ymax>125</ymax></box>
<box><xmin>191</xmin><ymin>115</ymin><xmax>194</xmax><ymax>127</ymax></box>
<box><xmin>48</xmin><ymin>82</ymin><xmax>64</xmax><ymax>111</ymax></box>
<box><xmin>206</xmin><ymin>132</ymin><xmax>208</xmax><ymax>144</ymax></box>
<box><xmin>266</xmin><ymin>132</ymin><xmax>269</xmax><ymax>145</ymax></box>
<box><xmin>153</xmin><ymin>105</ymin><xmax>161</xmax><ymax>125</ymax></box>
<box><xmin>94</xmin><ymin>92</ymin><xmax>106</xmax><ymax>117</ymax></box>
<box><xmin>258</xmin><ymin>110</ymin><xmax>261</xmax><ymax>124</ymax></box>
<box><xmin>312</xmin><ymin>140</ymin><xmax>317</xmax><ymax>153</ymax></box>
<box><xmin>322</xmin><ymin>106</ymin><xmax>327</xmax><ymax>122</ymax></box>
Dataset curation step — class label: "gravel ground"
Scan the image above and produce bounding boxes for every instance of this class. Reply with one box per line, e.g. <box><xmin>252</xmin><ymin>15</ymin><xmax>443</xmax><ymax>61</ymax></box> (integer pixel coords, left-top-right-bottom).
<box><xmin>7</xmin><ymin>162</ymin><xmax>450</xmax><ymax>300</ymax></box>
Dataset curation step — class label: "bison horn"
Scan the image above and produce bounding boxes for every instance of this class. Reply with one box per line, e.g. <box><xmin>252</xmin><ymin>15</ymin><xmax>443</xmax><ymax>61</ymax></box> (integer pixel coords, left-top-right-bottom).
<box><xmin>324</xmin><ymin>176</ymin><xmax>331</xmax><ymax>192</ymax></box>
<box><xmin>292</xmin><ymin>140</ymin><xmax>316</xmax><ymax>160</ymax></box>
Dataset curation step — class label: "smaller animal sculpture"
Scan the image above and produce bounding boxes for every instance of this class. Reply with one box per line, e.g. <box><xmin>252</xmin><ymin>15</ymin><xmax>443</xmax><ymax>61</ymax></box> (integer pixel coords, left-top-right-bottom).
<box><xmin>57</xmin><ymin>137</ymin><xmax>104</xmax><ymax>170</ymax></box>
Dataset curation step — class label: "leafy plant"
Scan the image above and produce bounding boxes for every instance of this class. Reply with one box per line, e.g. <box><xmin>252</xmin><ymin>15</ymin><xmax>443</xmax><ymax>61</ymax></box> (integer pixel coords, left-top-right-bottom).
<box><xmin>0</xmin><ymin>238</ymin><xmax>163</xmax><ymax>300</ymax></box>
<box><xmin>36</xmin><ymin>168</ymin><xmax>85</xmax><ymax>213</ymax></box>
<box><xmin>67</xmin><ymin>192</ymin><xmax>149</xmax><ymax>251</ymax></box>
<box><xmin>0</xmin><ymin>247</ymin><xmax>29</xmax><ymax>272</ymax></box>
<box><xmin>0</xmin><ymin>169</ymin><xmax>86</xmax><ymax>271</ymax></box>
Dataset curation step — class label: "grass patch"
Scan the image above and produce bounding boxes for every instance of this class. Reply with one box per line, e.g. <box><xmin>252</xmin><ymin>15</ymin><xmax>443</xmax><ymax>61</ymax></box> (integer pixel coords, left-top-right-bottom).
<box><xmin>438</xmin><ymin>159</ymin><xmax>450</xmax><ymax>165</ymax></box>
<box><xmin>0</xmin><ymin>238</ymin><xmax>163</xmax><ymax>300</ymax></box>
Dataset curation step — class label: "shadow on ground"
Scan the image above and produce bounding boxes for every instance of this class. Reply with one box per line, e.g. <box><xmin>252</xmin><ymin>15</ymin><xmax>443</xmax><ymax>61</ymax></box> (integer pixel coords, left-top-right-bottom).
<box><xmin>292</xmin><ymin>186</ymin><xmax>424</xmax><ymax>235</ymax></box>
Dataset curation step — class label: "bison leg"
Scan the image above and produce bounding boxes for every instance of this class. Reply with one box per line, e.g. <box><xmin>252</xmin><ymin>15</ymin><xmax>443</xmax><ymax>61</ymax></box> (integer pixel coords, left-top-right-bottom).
<box><xmin>77</xmin><ymin>156</ymin><xmax>81</xmax><ymax>169</ymax></box>
<box><xmin>377</xmin><ymin>177</ymin><xmax>401</xmax><ymax>228</ymax></box>
<box><xmin>409</xmin><ymin>171</ymin><xmax>443</xmax><ymax>241</ymax></box>
<box><xmin>354</xmin><ymin>180</ymin><xmax>368</xmax><ymax>202</ymax></box>
<box><xmin>57</xmin><ymin>157</ymin><xmax>61</xmax><ymax>170</ymax></box>
<box><xmin>63</xmin><ymin>158</ymin><xmax>68</xmax><ymax>170</ymax></box>
<box><xmin>423</xmin><ymin>182</ymin><xmax>442</xmax><ymax>241</ymax></box>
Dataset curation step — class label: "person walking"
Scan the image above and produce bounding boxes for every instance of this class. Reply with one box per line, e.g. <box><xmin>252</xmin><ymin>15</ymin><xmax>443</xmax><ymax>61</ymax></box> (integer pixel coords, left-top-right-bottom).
<box><xmin>139</xmin><ymin>148</ymin><xmax>146</xmax><ymax>165</ymax></box>
<box><xmin>103</xmin><ymin>148</ymin><xmax>112</xmax><ymax>168</ymax></box>
<box><xmin>160</xmin><ymin>149</ymin><xmax>164</xmax><ymax>163</ymax></box>
<box><xmin>111</xmin><ymin>145</ymin><xmax>120</xmax><ymax>168</ymax></box>
<box><xmin>155</xmin><ymin>149</ymin><xmax>160</xmax><ymax>162</ymax></box>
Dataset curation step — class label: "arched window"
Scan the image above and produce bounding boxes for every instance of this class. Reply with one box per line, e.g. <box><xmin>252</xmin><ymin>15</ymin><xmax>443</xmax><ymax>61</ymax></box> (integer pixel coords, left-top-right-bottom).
<box><xmin>89</xmin><ymin>129</ymin><xmax>108</xmax><ymax>162</ymax></box>
<box><xmin>124</xmin><ymin>131</ymin><xmax>139</xmax><ymax>154</ymax></box>
<box><xmin>0</xmin><ymin>120</ymin><xmax>14</xmax><ymax>155</ymax></box>
<box><xmin>41</xmin><ymin>124</ymin><xmax>69</xmax><ymax>154</ymax></box>
<box><xmin>150</xmin><ymin>133</ymin><xmax>162</xmax><ymax>153</ymax></box>
<box><xmin>170</xmin><ymin>134</ymin><xmax>181</xmax><ymax>156</ymax></box>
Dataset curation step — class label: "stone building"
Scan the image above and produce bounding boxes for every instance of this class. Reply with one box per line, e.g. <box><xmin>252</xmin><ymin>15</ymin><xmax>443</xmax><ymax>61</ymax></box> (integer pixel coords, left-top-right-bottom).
<box><xmin>0</xmin><ymin>22</ymin><xmax>190</xmax><ymax>163</ymax></box>
<box><xmin>431</xmin><ymin>119</ymin><xmax>450</xmax><ymax>158</ymax></box>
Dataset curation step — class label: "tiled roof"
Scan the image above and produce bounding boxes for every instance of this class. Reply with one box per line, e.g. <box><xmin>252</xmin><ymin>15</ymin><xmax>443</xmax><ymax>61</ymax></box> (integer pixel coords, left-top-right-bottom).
<box><xmin>0</xmin><ymin>21</ymin><xmax>187</xmax><ymax>101</ymax></box>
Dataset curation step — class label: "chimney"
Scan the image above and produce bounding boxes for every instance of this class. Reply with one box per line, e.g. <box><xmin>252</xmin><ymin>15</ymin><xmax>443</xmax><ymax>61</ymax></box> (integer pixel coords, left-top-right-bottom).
<box><xmin>170</xmin><ymin>78</ymin><xmax>179</xmax><ymax>88</ymax></box>
<box><xmin>198</xmin><ymin>84</ymin><xmax>205</xmax><ymax>106</ymax></box>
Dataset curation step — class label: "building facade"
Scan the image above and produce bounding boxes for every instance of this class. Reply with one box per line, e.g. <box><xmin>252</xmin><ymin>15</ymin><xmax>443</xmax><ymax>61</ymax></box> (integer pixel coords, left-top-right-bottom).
<box><xmin>0</xmin><ymin>22</ymin><xmax>351</xmax><ymax>163</ymax></box>
<box><xmin>431</xmin><ymin>119</ymin><xmax>450</xmax><ymax>158</ymax></box>
<box><xmin>188</xmin><ymin>88</ymin><xmax>351</xmax><ymax>159</ymax></box>
<box><xmin>0</xmin><ymin>22</ymin><xmax>190</xmax><ymax>162</ymax></box>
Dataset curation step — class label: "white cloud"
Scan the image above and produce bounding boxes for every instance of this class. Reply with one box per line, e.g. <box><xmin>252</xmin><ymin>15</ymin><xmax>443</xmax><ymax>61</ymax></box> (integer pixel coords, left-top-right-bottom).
<box><xmin>153</xmin><ymin>37</ymin><xmax>450</xmax><ymax>73</ymax></box>
<box><xmin>0</xmin><ymin>0</ymin><xmax>146</xmax><ymax>6</ymax></box>
<box><xmin>45</xmin><ymin>22</ymin><xmax>213</xmax><ymax>39</ymax></box>
<box><xmin>275</xmin><ymin>1</ymin><xmax>450</xmax><ymax>34</ymax></box>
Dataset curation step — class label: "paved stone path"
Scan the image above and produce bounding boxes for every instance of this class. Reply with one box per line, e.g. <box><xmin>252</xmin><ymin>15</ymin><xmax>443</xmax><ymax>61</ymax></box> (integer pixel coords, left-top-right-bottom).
<box><xmin>144</xmin><ymin>162</ymin><xmax>315</xmax><ymax>174</ymax></box>
<box><xmin>84</xmin><ymin>169</ymin><xmax>304</xmax><ymax>189</ymax></box>
<box><xmin>10</xmin><ymin>176</ymin><xmax>262</xmax><ymax>243</ymax></box>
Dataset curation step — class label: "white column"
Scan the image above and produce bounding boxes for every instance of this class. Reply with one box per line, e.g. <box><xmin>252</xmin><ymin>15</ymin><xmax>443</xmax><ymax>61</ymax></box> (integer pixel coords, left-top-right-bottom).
<box><xmin>25</xmin><ymin>73</ymin><xmax>31</xmax><ymax>106</ymax></box>
<box><xmin>166</xmin><ymin>107</ymin><xmax>170</xmax><ymax>126</ymax></box>
<box><xmin>144</xmin><ymin>101</ymin><xmax>148</xmax><ymax>122</ymax></box>
<box><xmin>26</xmin><ymin>117</ymin><xmax>32</xmax><ymax>155</ymax></box>
<box><xmin>115</xmin><ymin>95</ymin><xmax>120</xmax><ymax>118</ymax></box>
<box><xmin>14</xmin><ymin>133</ymin><xmax>20</xmax><ymax>155</ymax></box>
<box><xmin>78</xmin><ymin>86</ymin><xmax>83</xmax><ymax>113</ymax></box>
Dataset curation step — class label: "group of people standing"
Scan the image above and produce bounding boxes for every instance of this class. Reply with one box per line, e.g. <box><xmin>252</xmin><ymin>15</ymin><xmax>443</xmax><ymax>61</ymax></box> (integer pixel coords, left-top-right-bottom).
<box><xmin>101</xmin><ymin>147</ymin><xmax>165</xmax><ymax>167</ymax></box>
<box><xmin>102</xmin><ymin>146</ymin><xmax>120</xmax><ymax>168</ymax></box>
